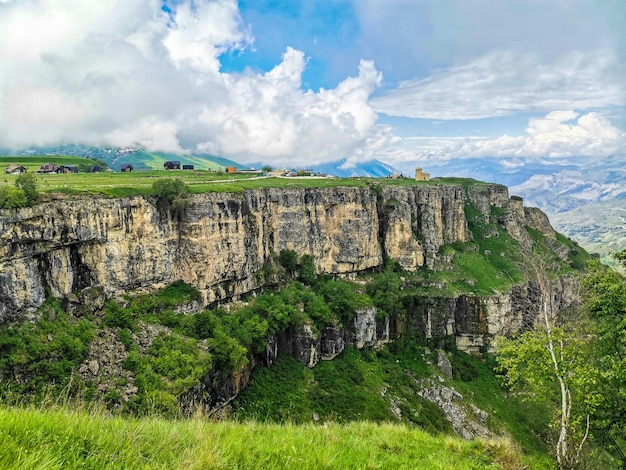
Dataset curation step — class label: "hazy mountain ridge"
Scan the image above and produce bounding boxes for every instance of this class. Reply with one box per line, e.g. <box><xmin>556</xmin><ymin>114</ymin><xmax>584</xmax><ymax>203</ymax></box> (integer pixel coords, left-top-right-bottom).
<box><xmin>550</xmin><ymin>199</ymin><xmax>626</xmax><ymax>271</ymax></box>
<box><xmin>310</xmin><ymin>159</ymin><xmax>398</xmax><ymax>177</ymax></box>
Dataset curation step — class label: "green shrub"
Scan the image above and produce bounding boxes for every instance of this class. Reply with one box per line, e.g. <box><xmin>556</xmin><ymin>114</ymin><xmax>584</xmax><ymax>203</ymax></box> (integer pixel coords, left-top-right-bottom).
<box><xmin>157</xmin><ymin>280</ymin><xmax>202</xmax><ymax>304</ymax></box>
<box><xmin>15</xmin><ymin>173</ymin><xmax>39</xmax><ymax>205</ymax></box>
<box><xmin>450</xmin><ymin>349</ymin><xmax>480</xmax><ymax>382</ymax></box>
<box><xmin>103</xmin><ymin>302</ymin><xmax>136</xmax><ymax>329</ymax></box>
<box><xmin>0</xmin><ymin>309</ymin><xmax>94</xmax><ymax>396</ymax></box>
<box><xmin>278</xmin><ymin>249</ymin><xmax>298</xmax><ymax>275</ymax></box>
<box><xmin>298</xmin><ymin>254</ymin><xmax>317</xmax><ymax>285</ymax></box>
<box><xmin>366</xmin><ymin>270</ymin><xmax>404</xmax><ymax>318</ymax></box>
<box><xmin>316</xmin><ymin>278</ymin><xmax>360</xmax><ymax>324</ymax></box>
<box><xmin>152</xmin><ymin>178</ymin><xmax>190</xmax><ymax>219</ymax></box>
<box><xmin>0</xmin><ymin>185</ymin><xmax>27</xmax><ymax>209</ymax></box>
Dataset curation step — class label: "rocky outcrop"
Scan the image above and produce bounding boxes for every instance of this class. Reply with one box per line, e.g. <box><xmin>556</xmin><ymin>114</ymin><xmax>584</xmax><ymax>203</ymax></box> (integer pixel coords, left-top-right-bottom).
<box><xmin>1</xmin><ymin>181</ymin><xmax>579</xmax><ymax>350</ymax></box>
<box><xmin>0</xmin><ymin>183</ymin><xmax>576</xmax><ymax>347</ymax></box>
<box><xmin>381</xmin><ymin>185</ymin><xmax>469</xmax><ymax>270</ymax></box>
<box><xmin>417</xmin><ymin>377</ymin><xmax>493</xmax><ymax>439</ymax></box>
<box><xmin>0</xmin><ymin>181</ymin><xmax>583</xmax><ymax>428</ymax></box>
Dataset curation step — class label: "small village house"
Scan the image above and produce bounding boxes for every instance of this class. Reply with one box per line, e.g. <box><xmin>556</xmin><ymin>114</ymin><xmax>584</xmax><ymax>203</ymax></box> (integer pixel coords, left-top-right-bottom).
<box><xmin>58</xmin><ymin>165</ymin><xmax>78</xmax><ymax>174</ymax></box>
<box><xmin>164</xmin><ymin>161</ymin><xmax>181</xmax><ymax>170</ymax></box>
<box><xmin>120</xmin><ymin>164</ymin><xmax>134</xmax><ymax>172</ymax></box>
<box><xmin>182</xmin><ymin>164</ymin><xmax>194</xmax><ymax>170</ymax></box>
<box><xmin>37</xmin><ymin>163</ymin><xmax>59</xmax><ymax>174</ymax></box>
<box><xmin>4</xmin><ymin>164</ymin><xmax>27</xmax><ymax>175</ymax></box>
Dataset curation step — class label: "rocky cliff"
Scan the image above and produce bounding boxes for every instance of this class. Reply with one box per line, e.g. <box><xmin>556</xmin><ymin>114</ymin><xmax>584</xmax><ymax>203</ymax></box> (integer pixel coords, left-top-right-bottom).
<box><xmin>1</xmin><ymin>180</ymin><xmax>583</xmax><ymax>418</ymax></box>
<box><xmin>1</xmin><ymin>183</ymin><xmax>571</xmax><ymax>328</ymax></box>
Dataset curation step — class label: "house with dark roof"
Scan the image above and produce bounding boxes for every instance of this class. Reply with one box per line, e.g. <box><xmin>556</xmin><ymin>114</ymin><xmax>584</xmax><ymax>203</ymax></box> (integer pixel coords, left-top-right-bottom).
<box><xmin>120</xmin><ymin>164</ymin><xmax>134</xmax><ymax>172</ymax></box>
<box><xmin>4</xmin><ymin>164</ymin><xmax>27</xmax><ymax>175</ymax></box>
<box><xmin>37</xmin><ymin>163</ymin><xmax>59</xmax><ymax>174</ymax></box>
<box><xmin>164</xmin><ymin>161</ymin><xmax>181</xmax><ymax>170</ymax></box>
<box><xmin>58</xmin><ymin>165</ymin><xmax>78</xmax><ymax>174</ymax></box>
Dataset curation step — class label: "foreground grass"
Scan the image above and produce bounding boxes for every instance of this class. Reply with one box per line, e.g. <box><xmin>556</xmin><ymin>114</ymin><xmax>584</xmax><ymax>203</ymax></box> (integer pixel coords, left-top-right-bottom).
<box><xmin>0</xmin><ymin>406</ymin><xmax>520</xmax><ymax>469</ymax></box>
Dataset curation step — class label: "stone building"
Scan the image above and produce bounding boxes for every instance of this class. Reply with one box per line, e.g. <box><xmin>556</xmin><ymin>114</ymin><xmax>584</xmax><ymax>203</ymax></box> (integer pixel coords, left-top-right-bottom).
<box><xmin>415</xmin><ymin>167</ymin><xmax>430</xmax><ymax>181</ymax></box>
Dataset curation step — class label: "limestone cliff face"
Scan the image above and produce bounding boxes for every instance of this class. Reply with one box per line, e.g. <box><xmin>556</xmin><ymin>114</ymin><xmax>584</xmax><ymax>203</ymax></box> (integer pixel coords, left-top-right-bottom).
<box><xmin>380</xmin><ymin>185</ymin><xmax>469</xmax><ymax>270</ymax></box>
<box><xmin>0</xmin><ymin>182</ymin><xmax>582</xmax><ymax>418</ymax></box>
<box><xmin>0</xmin><ymin>182</ymin><xmax>573</xmax><ymax>343</ymax></box>
<box><xmin>0</xmin><ymin>187</ymin><xmax>383</xmax><ymax>322</ymax></box>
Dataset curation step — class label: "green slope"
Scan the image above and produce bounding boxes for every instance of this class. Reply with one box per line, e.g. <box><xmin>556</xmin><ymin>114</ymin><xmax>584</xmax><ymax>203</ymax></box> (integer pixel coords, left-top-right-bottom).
<box><xmin>109</xmin><ymin>150</ymin><xmax>244</xmax><ymax>171</ymax></box>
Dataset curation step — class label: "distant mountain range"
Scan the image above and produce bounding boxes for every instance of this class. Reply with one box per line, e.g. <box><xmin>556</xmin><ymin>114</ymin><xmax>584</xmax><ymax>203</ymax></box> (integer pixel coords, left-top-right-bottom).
<box><xmin>0</xmin><ymin>145</ymin><xmax>398</xmax><ymax>178</ymax></box>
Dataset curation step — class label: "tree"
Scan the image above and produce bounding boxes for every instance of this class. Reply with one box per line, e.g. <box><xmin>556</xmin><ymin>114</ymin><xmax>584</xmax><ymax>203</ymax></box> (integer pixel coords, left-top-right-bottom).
<box><xmin>0</xmin><ymin>185</ymin><xmax>27</xmax><ymax>209</ymax></box>
<box><xmin>497</xmin><ymin>319</ymin><xmax>599</xmax><ymax>469</ymax></box>
<box><xmin>497</xmin><ymin>248</ymin><xmax>598</xmax><ymax>469</ymax></box>
<box><xmin>366</xmin><ymin>263</ymin><xmax>404</xmax><ymax>318</ymax></box>
<box><xmin>298</xmin><ymin>254</ymin><xmax>317</xmax><ymax>286</ymax></box>
<box><xmin>582</xmin><ymin>251</ymin><xmax>626</xmax><ymax>465</ymax></box>
<box><xmin>15</xmin><ymin>173</ymin><xmax>39</xmax><ymax>205</ymax></box>
<box><xmin>316</xmin><ymin>278</ymin><xmax>358</xmax><ymax>325</ymax></box>
<box><xmin>278</xmin><ymin>249</ymin><xmax>298</xmax><ymax>276</ymax></box>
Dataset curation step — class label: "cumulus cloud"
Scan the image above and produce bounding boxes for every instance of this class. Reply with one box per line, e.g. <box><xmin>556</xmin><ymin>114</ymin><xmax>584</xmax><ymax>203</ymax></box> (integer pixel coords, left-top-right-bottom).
<box><xmin>371</xmin><ymin>50</ymin><xmax>625</xmax><ymax>120</ymax></box>
<box><xmin>381</xmin><ymin>111</ymin><xmax>626</xmax><ymax>166</ymax></box>
<box><xmin>0</xmin><ymin>0</ymin><xmax>384</xmax><ymax>167</ymax></box>
<box><xmin>195</xmin><ymin>52</ymin><xmax>382</xmax><ymax>166</ymax></box>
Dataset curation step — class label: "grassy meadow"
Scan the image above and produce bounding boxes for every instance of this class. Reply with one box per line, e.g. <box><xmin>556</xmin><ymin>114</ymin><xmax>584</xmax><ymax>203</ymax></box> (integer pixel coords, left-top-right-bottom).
<box><xmin>0</xmin><ymin>405</ymin><xmax>523</xmax><ymax>470</ymax></box>
<box><xmin>1</xmin><ymin>155</ymin><xmax>489</xmax><ymax>198</ymax></box>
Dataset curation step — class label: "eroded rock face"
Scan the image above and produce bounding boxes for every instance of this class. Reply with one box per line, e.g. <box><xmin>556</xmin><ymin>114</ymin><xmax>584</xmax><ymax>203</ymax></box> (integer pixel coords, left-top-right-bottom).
<box><xmin>0</xmin><ymin>188</ymin><xmax>383</xmax><ymax>322</ymax></box>
<box><xmin>381</xmin><ymin>185</ymin><xmax>469</xmax><ymax>270</ymax></box>
<box><xmin>417</xmin><ymin>377</ymin><xmax>494</xmax><ymax>440</ymax></box>
<box><xmin>0</xmin><ymin>184</ymin><xmax>503</xmax><ymax>323</ymax></box>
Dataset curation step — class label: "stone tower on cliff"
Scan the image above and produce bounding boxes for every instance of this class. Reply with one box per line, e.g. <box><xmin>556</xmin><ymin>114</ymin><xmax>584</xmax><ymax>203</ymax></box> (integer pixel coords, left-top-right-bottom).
<box><xmin>415</xmin><ymin>168</ymin><xmax>430</xmax><ymax>181</ymax></box>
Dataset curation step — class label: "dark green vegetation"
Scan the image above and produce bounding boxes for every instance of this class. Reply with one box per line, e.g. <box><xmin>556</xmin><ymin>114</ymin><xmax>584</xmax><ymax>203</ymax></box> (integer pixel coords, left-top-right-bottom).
<box><xmin>0</xmin><ymin>298</ymin><xmax>94</xmax><ymax>397</ymax></box>
<box><xmin>0</xmin><ymin>273</ymin><xmax>545</xmax><ymax>467</ymax></box>
<box><xmin>0</xmin><ymin>255</ymin><xmax>565</xmax><ymax>468</ymax></box>
<box><xmin>580</xmin><ymin>253</ymin><xmax>626</xmax><ymax>466</ymax></box>
<box><xmin>0</xmin><ymin>173</ymin><xmax>40</xmax><ymax>209</ymax></box>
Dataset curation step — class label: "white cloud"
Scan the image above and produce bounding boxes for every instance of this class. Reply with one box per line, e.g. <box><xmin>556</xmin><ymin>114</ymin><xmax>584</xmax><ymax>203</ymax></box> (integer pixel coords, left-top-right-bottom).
<box><xmin>0</xmin><ymin>0</ymin><xmax>384</xmax><ymax>167</ymax></box>
<box><xmin>196</xmin><ymin>51</ymin><xmax>383</xmax><ymax>166</ymax></box>
<box><xmin>163</xmin><ymin>0</ymin><xmax>252</xmax><ymax>74</ymax></box>
<box><xmin>382</xmin><ymin>111</ymin><xmax>625</xmax><ymax>165</ymax></box>
<box><xmin>2</xmin><ymin>0</ymin><xmax>623</xmax><ymax>169</ymax></box>
<box><xmin>371</xmin><ymin>50</ymin><xmax>625</xmax><ymax>120</ymax></box>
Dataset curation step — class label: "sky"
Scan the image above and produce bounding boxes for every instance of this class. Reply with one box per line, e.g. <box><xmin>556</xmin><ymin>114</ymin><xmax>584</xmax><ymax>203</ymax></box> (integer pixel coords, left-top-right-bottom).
<box><xmin>0</xmin><ymin>0</ymin><xmax>624</xmax><ymax>169</ymax></box>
